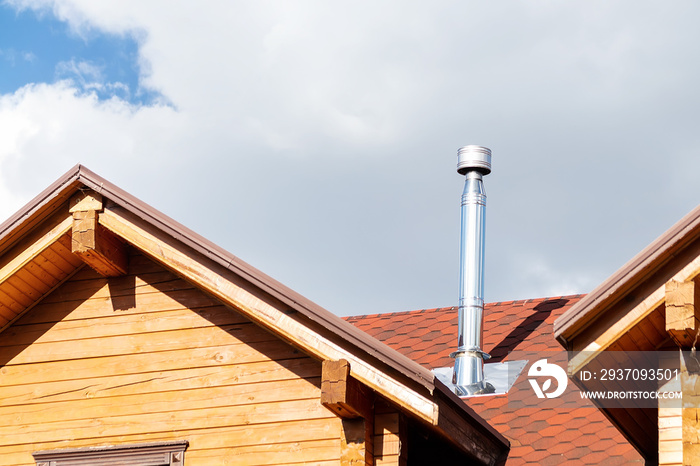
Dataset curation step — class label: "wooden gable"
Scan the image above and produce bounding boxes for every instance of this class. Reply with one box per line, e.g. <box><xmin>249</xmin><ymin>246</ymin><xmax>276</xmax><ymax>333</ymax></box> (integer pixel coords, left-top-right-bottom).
<box><xmin>554</xmin><ymin>203</ymin><xmax>700</xmax><ymax>466</ymax></box>
<box><xmin>0</xmin><ymin>251</ymin><xmax>341</xmax><ymax>464</ymax></box>
<box><xmin>0</xmin><ymin>166</ymin><xmax>509</xmax><ymax>466</ymax></box>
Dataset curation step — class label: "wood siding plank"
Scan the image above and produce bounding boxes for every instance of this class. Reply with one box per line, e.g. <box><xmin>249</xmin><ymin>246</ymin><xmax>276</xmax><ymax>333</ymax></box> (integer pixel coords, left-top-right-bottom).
<box><xmin>0</xmin><ymin>418</ymin><xmax>341</xmax><ymax>465</ymax></box>
<box><xmin>0</xmin><ymin>340</ymin><xmax>302</xmax><ymax>386</ymax></box>
<box><xmin>0</xmin><ymin>357</ymin><xmax>319</xmax><ymax>405</ymax></box>
<box><xmin>99</xmin><ymin>205</ymin><xmax>438</xmax><ymax>425</ymax></box>
<box><xmin>1</xmin><ymin>306</ymin><xmax>249</xmax><ymax>347</ymax></box>
<box><xmin>0</xmin><ymin>216</ymin><xmax>72</xmax><ymax>287</ymax></box>
<box><xmin>0</xmin><ymin>252</ymin><xmax>342</xmax><ymax>466</ymax></box>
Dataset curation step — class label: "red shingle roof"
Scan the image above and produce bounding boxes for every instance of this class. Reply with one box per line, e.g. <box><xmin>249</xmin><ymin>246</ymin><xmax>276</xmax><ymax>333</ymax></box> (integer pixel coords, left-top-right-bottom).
<box><xmin>346</xmin><ymin>295</ymin><xmax>645</xmax><ymax>465</ymax></box>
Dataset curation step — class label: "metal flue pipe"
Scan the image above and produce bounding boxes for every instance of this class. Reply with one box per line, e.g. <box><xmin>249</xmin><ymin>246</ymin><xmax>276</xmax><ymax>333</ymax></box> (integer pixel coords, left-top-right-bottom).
<box><xmin>452</xmin><ymin>145</ymin><xmax>495</xmax><ymax>396</ymax></box>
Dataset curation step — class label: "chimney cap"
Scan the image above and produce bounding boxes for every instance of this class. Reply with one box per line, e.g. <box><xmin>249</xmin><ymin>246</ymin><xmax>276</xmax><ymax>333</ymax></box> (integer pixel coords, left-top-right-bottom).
<box><xmin>457</xmin><ymin>145</ymin><xmax>491</xmax><ymax>175</ymax></box>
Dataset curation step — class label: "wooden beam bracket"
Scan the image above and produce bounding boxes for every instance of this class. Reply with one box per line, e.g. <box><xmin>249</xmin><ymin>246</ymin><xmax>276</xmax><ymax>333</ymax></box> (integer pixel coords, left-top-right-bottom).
<box><xmin>70</xmin><ymin>192</ymin><xmax>127</xmax><ymax>277</ymax></box>
<box><xmin>665</xmin><ymin>278</ymin><xmax>700</xmax><ymax>348</ymax></box>
<box><xmin>97</xmin><ymin>202</ymin><xmax>507</xmax><ymax>464</ymax></box>
<box><xmin>322</xmin><ymin>359</ymin><xmax>375</xmax><ymax>465</ymax></box>
<box><xmin>321</xmin><ymin>359</ymin><xmax>374</xmax><ymax>420</ymax></box>
<box><xmin>99</xmin><ymin>205</ymin><xmax>438</xmax><ymax>423</ymax></box>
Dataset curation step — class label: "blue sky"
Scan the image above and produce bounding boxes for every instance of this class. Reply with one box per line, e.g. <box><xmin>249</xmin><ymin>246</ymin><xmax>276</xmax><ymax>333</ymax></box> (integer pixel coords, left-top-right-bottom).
<box><xmin>2</xmin><ymin>1</ymin><xmax>700</xmax><ymax>317</ymax></box>
<box><xmin>0</xmin><ymin>4</ymin><xmax>148</xmax><ymax>102</ymax></box>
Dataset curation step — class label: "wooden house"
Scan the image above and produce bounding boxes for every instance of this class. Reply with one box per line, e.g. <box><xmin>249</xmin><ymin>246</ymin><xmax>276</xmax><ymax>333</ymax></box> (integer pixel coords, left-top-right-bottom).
<box><xmin>0</xmin><ymin>166</ymin><xmax>509</xmax><ymax>465</ymax></box>
<box><xmin>554</xmin><ymin>204</ymin><xmax>700</xmax><ymax>465</ymax></box>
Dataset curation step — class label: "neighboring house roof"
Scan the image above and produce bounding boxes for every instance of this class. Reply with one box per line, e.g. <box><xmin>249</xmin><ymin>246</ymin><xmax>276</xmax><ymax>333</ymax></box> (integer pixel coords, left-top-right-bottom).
<box><xmin>554</xmin><ymin>203</ymin><xmax>700</xmax><ymax>341</ymax></box>
<box><xmin>0</xmin><ymin>164</ymin><xmax>508</xmax><ymax>464</ymax></box>
<box><xmin>552</xmin><ymin>203</ymin><xmax>700</xmax><ymax>464</ymax></box>
<box><xmin>346</xmin><ymin>295</ymin><xmax>645</xmax><ymax>465</ymax></box>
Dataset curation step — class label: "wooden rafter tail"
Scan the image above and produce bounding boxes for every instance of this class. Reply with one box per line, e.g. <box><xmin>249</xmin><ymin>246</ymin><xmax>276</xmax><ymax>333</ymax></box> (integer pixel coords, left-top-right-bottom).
<box><xmin>97</xmin><ymin>204</ymin><xmax>437</xmax><ymax>424</ymax></box>
<box><xmin>321</xmin><ymin>359</ymin><xmax>373</xmax><ymax>419</ymax></box>
<box><xmin>665</xmin><ymin>278</ymin><xmax>700</xmax><ymax>348</ymax></box>
<box><xmin>97</xmin><ymin>204</ymin><xmax>509</xmax><ymax>464</ymax></box>
<box><xmin>321</xmin><ymin>359</ymin><xmax>374</xmax><ymax>466</ymax></box>
<box><xmin>70</xmin><ymin>192</ymin><xmax>128</xmax><ymax>277</ymax></box>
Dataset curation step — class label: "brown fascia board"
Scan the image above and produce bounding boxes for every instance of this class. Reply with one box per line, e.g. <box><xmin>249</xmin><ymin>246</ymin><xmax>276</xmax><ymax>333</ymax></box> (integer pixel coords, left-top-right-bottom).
<box><xmin>0</xmin><ymin>164</ymin><xmax>83</xmax><ymax>254</ymax></box>
<box><xmin>433</xmin><ymin>377</ymin><xmax>511</xmax><ymax>452</ymax></box>
<box><xmin>554</xmin><ymin>203</ymin><xmax>700</xmax><ymax>344</ymax></box>
<box><xmin>0</xmin><ymin>165</ymin><xmax>437</xmax><ymax>391</ymax></box>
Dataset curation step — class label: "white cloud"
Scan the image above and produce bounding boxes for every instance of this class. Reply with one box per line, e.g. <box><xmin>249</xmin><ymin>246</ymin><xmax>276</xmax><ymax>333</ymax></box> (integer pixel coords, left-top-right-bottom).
<box><xmin>2</xmin><ymin>1</ymin><xmax>700</xmax><ymax>315</ymax></box>
<box><xmin>55</xmin><ymin>59</ymin><xmax>103</xmax><ymax>82</ymax></box>
<box><xmin>0</xmin><ymin>81</ymin><xmax>182</xmax><ymax>206</ymax></box>
<box><xmin>53</xmin><ymin>58</ymin><xmax>131</xmax><ymax>99</ymax></box>
<box><xmin>0</xmin><ymin>47</ymin><xmax>36</xmax><ymax>66</ymax></box>
<box><xmin>4</xmin><ymin>1</ymin><xmax>464</xmax><ymax>153</ymax></box>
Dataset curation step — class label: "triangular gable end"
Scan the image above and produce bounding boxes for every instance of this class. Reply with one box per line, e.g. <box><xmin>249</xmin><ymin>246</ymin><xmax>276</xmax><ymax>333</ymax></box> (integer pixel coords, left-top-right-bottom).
<box><xmin>0</xmin><ymin>250</ymin><xmax>335</xmax><ymax>463</ymax></box>
<box><xmin>554</xmin><ymin>203</ymin><xmax>700</xmax><ymax>465</ymax></box>
<box><xmin>0</xmin><ymin>165</ymin><xmax>509</xmax><ymax>465</ymax></box>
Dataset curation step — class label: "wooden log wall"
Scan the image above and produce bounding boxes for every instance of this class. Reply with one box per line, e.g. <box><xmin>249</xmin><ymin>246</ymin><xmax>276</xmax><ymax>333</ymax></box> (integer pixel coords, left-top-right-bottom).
<box><xmin>664</xmin><ymin>278</ymin><xmax>700</xmax><ymax>466</ymax></box>
<box><xmin>0</xmin><ymin>251</ymin><xmax>341</xmax><ymax>465</ymax></box>
<box><xmin>659</xmin><ymin>352</ymin><xmax>683</xmax><ymax>466</ymax></box>
<box><xmin>373</xmin><ymin>402</ymin><xmax>406</xmax><ymax>466</ymax></box>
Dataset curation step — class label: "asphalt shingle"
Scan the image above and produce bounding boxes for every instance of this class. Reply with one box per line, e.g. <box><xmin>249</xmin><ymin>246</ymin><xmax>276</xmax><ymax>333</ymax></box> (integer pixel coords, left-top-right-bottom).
<box><xmin>346</xmin><ymin>295</ymin><xmax>644</xmax><ymax>465</ymax></box>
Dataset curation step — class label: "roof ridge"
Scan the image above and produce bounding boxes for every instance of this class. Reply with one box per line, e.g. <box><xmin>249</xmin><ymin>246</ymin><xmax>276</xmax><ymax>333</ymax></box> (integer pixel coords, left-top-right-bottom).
<box><xmin>345</xmin><ymin>306</ymin><xmax>457</xmax><ymax>321</ymax></box>
<box><xmin>0</xmin><ymin>164</ymin><xmax>444</xmax><ymax>394</ymax></box>
<box><xmin>345</xmin><ymin>294</ymin><xmax>586</xmax><ymax>320</ymax></box>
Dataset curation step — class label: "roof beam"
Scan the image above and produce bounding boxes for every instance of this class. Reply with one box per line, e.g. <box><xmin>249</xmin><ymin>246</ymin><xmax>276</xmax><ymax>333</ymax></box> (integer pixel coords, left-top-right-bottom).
<box><xmin>98</xmin><ymin>204</ymin><xmax>436</xmax><ymax>422</ymax></box>
<box><xmin>98</xmin><ymin>204</ymin><xmax>509</xmax><ymax>464</ymax></box>
<box><xmin>70</xmin><ymin>192</ymin><xmax>127</xmax><ymax>277</ymax></box>
<box><xmin>665</xmin><ymin>278</ymin><xmax>700</xmax><ymax>348</ymax></box>
<box><xmin>321</xmin><ymin>360</ymin><xmax>374</xmax><ymax>466</ymax></box>
<box><xmin>322</xmin><ymin>359</ymin><xmax>373</xmax><ymax>420</ymax></box>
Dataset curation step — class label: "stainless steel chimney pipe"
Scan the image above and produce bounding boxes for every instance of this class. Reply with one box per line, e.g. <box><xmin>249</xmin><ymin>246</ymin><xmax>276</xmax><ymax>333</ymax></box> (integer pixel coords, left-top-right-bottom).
<box><xmin>452</xmin><ymin>145</ymin><xmax>495</xmax><ymax>396</ymax></box>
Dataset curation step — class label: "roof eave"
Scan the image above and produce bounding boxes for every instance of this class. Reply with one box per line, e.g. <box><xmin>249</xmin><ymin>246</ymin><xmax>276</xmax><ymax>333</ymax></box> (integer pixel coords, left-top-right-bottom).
<box><xmin>554</xmin><ymin>202</ymin><xmax>700</xmax><ymax>342</ymax></box>
<box><xmin>0</xmin><ymin>164</ymin><xmax>85</xmax><ymax>254</ymax></box>
<box><xmin>76</xmin><ymin>167</ymin><xmax>437</xmax><ymax>389</ymax></box>
<box><xmin>0</xmin><ymin>164</ymin><xmax>509</xmax><ymax>463</ymax></box>
<box><xmin>1</xmin><ymin>164</ymin><xmax>436</xmax><ymax>391</ymax></box>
